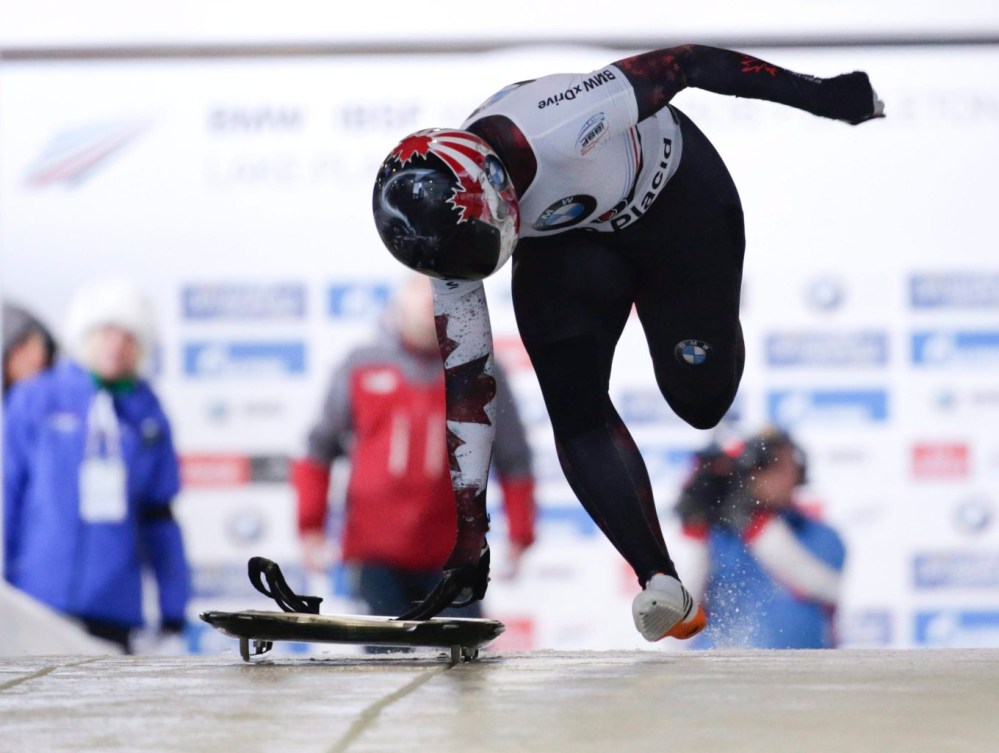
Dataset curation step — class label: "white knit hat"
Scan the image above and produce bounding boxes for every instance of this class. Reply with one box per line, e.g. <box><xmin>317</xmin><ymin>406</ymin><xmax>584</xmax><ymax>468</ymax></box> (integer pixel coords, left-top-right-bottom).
<box><xmin>64</xmin><ymin>277</ymin><xmax>158</xmax><ymax>369</ymax></box>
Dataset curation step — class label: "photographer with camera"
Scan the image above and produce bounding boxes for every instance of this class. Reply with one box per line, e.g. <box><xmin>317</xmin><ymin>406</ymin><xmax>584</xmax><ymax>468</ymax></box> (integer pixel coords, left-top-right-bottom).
<box><xmin>675</xmin><ymin>427</ymin><xmax>846</xmax><ymax>649</ymax></box>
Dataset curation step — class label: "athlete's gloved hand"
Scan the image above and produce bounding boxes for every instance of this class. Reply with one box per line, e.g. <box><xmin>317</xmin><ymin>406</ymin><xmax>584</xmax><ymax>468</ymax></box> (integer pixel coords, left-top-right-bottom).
<box><xmin>817</xmin><ymin>71</ymin><xmax>886</xmax><ymax>125</ymax></box>
<box><xmin>394</xmin><ymin>542</ymin><xmax>491</xmax><ymax>621</ymax></box>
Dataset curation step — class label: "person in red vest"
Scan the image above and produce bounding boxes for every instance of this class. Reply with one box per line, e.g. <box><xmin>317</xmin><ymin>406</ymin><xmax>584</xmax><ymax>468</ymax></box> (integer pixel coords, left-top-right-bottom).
<box><xmin>292</xmin><ymin>274</ymin><xmax>536</xmax><ymax>620</ymax></box>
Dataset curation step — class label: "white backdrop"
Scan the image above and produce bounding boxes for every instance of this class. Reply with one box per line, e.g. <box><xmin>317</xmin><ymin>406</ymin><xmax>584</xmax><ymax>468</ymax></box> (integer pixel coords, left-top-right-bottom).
<box><xmin>2</xmin><ymin>43</ymin><xmax>998</xmax><ymax>651</ymax></box>
<box><xmin>3</xmin><ymin>0</ymin><xmax>998</xmax><ymax>48</ymax></box>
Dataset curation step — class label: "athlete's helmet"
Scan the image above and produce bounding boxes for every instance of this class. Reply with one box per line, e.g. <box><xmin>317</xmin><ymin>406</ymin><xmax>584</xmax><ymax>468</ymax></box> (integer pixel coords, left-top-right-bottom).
<box><xmin>372</xmin><ymin>129</ymin><xmax>519</xmax><ymax>281</ymax></box>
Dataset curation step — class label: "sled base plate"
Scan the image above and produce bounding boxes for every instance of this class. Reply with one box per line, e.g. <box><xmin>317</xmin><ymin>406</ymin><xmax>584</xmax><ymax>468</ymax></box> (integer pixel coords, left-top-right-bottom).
<box><xmin>199</xmin><ymin>610</ymin><xmax>504</xmax><ymax>665</ymax></box>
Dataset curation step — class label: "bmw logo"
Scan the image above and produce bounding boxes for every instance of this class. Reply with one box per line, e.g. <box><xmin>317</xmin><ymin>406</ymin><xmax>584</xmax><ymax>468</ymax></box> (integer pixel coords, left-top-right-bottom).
<box><xmin>805</xmin><ymin>276</ymin><xmax>845</xmax><ymax>311</ymax></box>
<box><xmin>954</xmin><ymin>496</ymin><xmax>993</xmax><ymax>535</ymax></box>
<box><xmin>485</xmin><ymin>155</ymin><xmax>509</xmax><ymax>191</ymax></box>
<box><xmin>227</xmin><ymin>509</ymin><xmax>267</xmax><ymax>544</ymax></box>
<box><xmin>532</xmin><ymin>195</ymin><xmax>596</xmax><ymax>231</ymax></box>
<box><xmin>675</xmin><ymin>339</ymin><xmax>712</xmax><ymax>365</ymax></box>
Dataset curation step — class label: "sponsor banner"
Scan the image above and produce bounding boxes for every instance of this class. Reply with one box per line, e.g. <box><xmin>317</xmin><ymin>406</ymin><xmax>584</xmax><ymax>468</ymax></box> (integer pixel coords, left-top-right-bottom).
<box><xmin>182</xmin><ymin>283</ymin><xmax>306</xmax><ymax>320</ymax></box>
<box><xmin>532</xmin><ymin>450</ymin><xmax>568</xmax><ymax>485</ymax></box>
<box><xmin>190</xmin><ymin>562</ymin><xmax>280</xmax><ymax>600</ymax></box>
<box><xmin>930</xmin><ymin>386</ymin><xmax>999</xmax><ymax>416</ymax></box>
<box><xmin>912</xmin><ymin>331</ymin><xmax>999</xmax><ymax>367</ymax></box>
<box><xmin>767</xmin><ymin>389</ymin><xmax>888</xmax><ymax>426</ymax></box>
<box><xmin>487</xmin><ymin>616</ymin><xmax>536</xmax><ymax>652</ymax></box>
<box><xmin>838</xmin><ymin>609</ymin><xmax>894</xmax><ymax>647</ymax></box>
<box><xmin>910</xmin><ymin>272</ymin><xmax>999</xmax><ymax>309</ymax></box>
<box><xmin>181</xmin><ymin>454</ymin><xmax>251</xmax><ymax>487</ymax></box>
<box><xmin>493</xmin><ymin>334</ymin><xmax>533</xmax><ymax>373</ymax></box>
<box><xmin>913</xmin><ymin>552</ymin><xmax>999</xmax><ymax>589</ymax></box>
<box><xmin>617</xmin><ymin>388</ymin><xmax>681</xmax><ymax>425</ymax></box>
<box><xmin>911</xmin><ymin>443</ymin><xmax>970</xmax><ymax>480</ymax></box>
<box><xmin>181</xmin><ymin>454</ymin><xmax>290</xmax><ymax>486</ymax></box>
<box><xmin>914</xmin><ymin>610</ymin><xmax>999</xmax><ymax>648</ymax></box>
<box><xmin>817</xmin><ymin>444</ymin><xmax>873</xmax><ymax>468</ymax></box>
<box><xmin>765</xmin><ymin>331</ymin><xmax>888</xmax><ymax>367</ymax></box>
<box><xmin>203</xmin><ymin>396</ymin><xmax>289</xmax><ymax>425</ymax></box>
<box><xmin>183</xmin><ymin>341</ymin><xmax>306</xmax><ymax>377</ymax></box>
<box><xmin>328</xmin><ymin>282</ymin><xmax>392</xmax><ymax>319</ymax></box>
<box><xmin>637</xmin><ymin>445</ymin><xmax>697</xmax><ymax>480</ymax></box>
<box><xmin>617</xmin><ymin>388</ymin><xmax>742</xmax><ymax>425</ymax></box>
<box><xmin>535</xmin><ymin>502</ymin><xmax>600</xmax><ymax>536</ymax></box>
<box><xmin>206</xmin><ymin>105</ymin><xmax>306</xmax><ymax>135</ymax></box>
<box><xmin>250</xmin><ymin>455</ymin><xmax>292</xmax><ymax>483</ymax></box>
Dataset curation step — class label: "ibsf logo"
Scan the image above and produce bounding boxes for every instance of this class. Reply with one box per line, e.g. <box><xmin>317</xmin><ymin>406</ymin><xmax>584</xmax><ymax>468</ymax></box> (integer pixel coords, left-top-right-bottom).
<box><xmin>576</xmin><ymin>113</ymin><xmax>608</xmax><ymax>155</ymax></box>
<box><xmin>24</xmin><ymin>119</ymin><xmax>151</xmax><ymax>188</ymax></box>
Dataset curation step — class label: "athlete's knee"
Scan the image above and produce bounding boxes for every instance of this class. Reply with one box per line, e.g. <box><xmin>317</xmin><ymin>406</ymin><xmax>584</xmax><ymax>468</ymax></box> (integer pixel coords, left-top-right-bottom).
<box><xmin>668</xmin><ymin>391</ymin><xmax>735</xmax><ymax>430</ymax></box>
<box><xmin>659</xmin><ymin>369</ymin><xmax>742</xmax><ymax>430</ymax></box>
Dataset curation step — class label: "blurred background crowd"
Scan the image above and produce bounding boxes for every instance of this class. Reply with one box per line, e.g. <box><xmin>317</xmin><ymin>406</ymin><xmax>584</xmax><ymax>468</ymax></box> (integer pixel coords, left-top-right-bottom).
<box><xmin>2</xmin><ymin>0</ymin><xmax>998</xmax><ymax>654</ymax></box>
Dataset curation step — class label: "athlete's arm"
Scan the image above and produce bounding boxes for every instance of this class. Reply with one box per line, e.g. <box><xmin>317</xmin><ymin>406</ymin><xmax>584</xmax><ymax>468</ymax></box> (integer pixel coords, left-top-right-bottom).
<box><xmin>431</xmin><ymin>277</ymin><xmax>497</xmax><ymax>569</ymax></box>
<box><xmin>390</xmin><ymin>277</ymin><xmax>497</xmax><ymax>620</ymax></box>
<box><xmin>613</xmin><ymin>44</ymin><xmax>883</xmax><ymax>125</ymax></box>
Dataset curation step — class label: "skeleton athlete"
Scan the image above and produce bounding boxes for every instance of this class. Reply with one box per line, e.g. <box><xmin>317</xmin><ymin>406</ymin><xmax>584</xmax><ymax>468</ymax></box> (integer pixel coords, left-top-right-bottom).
<box><xmin>372</xmin><ymin>44</ymin><xmax>883</xmax><ymax>641</ymax></box>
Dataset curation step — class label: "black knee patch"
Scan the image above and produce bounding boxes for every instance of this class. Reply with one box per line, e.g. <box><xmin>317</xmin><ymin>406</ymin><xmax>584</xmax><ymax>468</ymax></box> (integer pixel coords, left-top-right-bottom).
<box><xmin>661</xmin><ymin>371</ymin><xmax>740</xmax><ymax>430</ymax></box>
<box><xmin>668</xmin><ymin>395</ymin><xmax>732</xmax><ymax>430</ymax></box>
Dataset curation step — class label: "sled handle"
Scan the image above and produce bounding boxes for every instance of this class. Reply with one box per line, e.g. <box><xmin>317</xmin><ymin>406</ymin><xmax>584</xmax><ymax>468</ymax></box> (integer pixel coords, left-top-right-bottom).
<box><xmin>247</xmin><ymin>556</ymin><xmax>323</xmax><ymax>614</ymax></box>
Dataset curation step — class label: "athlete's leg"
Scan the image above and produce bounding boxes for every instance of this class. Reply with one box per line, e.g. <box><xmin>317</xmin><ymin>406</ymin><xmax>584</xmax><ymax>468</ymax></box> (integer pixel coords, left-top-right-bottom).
<box><xmin>632</xmin><ymin>108</ymin><xmax>746</xmax><ymax>430</ymax></box>
<box><xmin>512</xmin><ymin>236</ymin><xmax>677</xmax><ymax>585</ymax></box>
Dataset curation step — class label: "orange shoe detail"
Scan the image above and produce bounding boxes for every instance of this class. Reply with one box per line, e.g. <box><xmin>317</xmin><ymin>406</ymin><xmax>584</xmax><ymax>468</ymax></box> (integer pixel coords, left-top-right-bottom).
<box><xmin>664</xmin><ymin>604</ymin><xmax>707</xmax><ymax>640</ymax></box>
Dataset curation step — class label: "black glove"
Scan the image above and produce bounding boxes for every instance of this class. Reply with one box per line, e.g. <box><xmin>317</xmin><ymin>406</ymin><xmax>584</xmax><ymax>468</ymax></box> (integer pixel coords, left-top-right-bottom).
<box><xmin>394</xmin><ymin>542</ymin><xmax>490</xmax><ymax>621</ymax></box>
<box><xmin>817</xmin><ymin>71</ymin><xmax>886</xmax><ymax>125</ymax></box>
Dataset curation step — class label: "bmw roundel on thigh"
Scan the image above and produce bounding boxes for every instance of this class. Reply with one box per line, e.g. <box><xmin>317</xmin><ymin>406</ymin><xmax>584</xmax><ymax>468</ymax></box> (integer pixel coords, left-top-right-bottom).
<box><xmin>675</xmin><ymin>339</ymin><xmax>712</xmax><ymax>365</ymax></box>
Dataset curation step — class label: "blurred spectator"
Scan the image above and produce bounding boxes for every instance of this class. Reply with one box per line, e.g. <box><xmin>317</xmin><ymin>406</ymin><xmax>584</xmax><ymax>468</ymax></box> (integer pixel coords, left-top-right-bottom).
<box><xmin>3</xmin><ymin>278</ymin><xmax>191</xmax><ymax>653</ymax></box>
<box><xmin>3</xmin><ymin>301</ymin><xmax>58</xmax><ymax>398</ymax></box>
<box><xmin>292</xmin><ymin>273</ymin><xmax>536</xmax><ymax>623</ymax></box>
<box><xmin>676</xmin><ymin>427</ymin><xmax>846</xmax><ymax>649</ymax></box>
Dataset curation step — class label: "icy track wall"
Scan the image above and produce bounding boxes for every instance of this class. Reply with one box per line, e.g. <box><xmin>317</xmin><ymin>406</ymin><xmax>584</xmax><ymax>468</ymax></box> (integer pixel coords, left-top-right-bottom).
<box><xmin>1</xmin><ymin>45</ymin><xmax>998</xmax><ymax>652</ymax></box>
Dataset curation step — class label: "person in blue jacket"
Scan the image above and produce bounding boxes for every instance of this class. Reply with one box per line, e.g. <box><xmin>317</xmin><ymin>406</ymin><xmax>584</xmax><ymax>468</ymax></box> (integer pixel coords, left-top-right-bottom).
<box><xmin>3</xmin><ymin>278</ymin><xmax>191</xmax><ymax>653</ymax></box>
<box><xmin>676</xmin><ymin>428</ymin><xmax>846</xmax><ymax>649</ymax></box>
